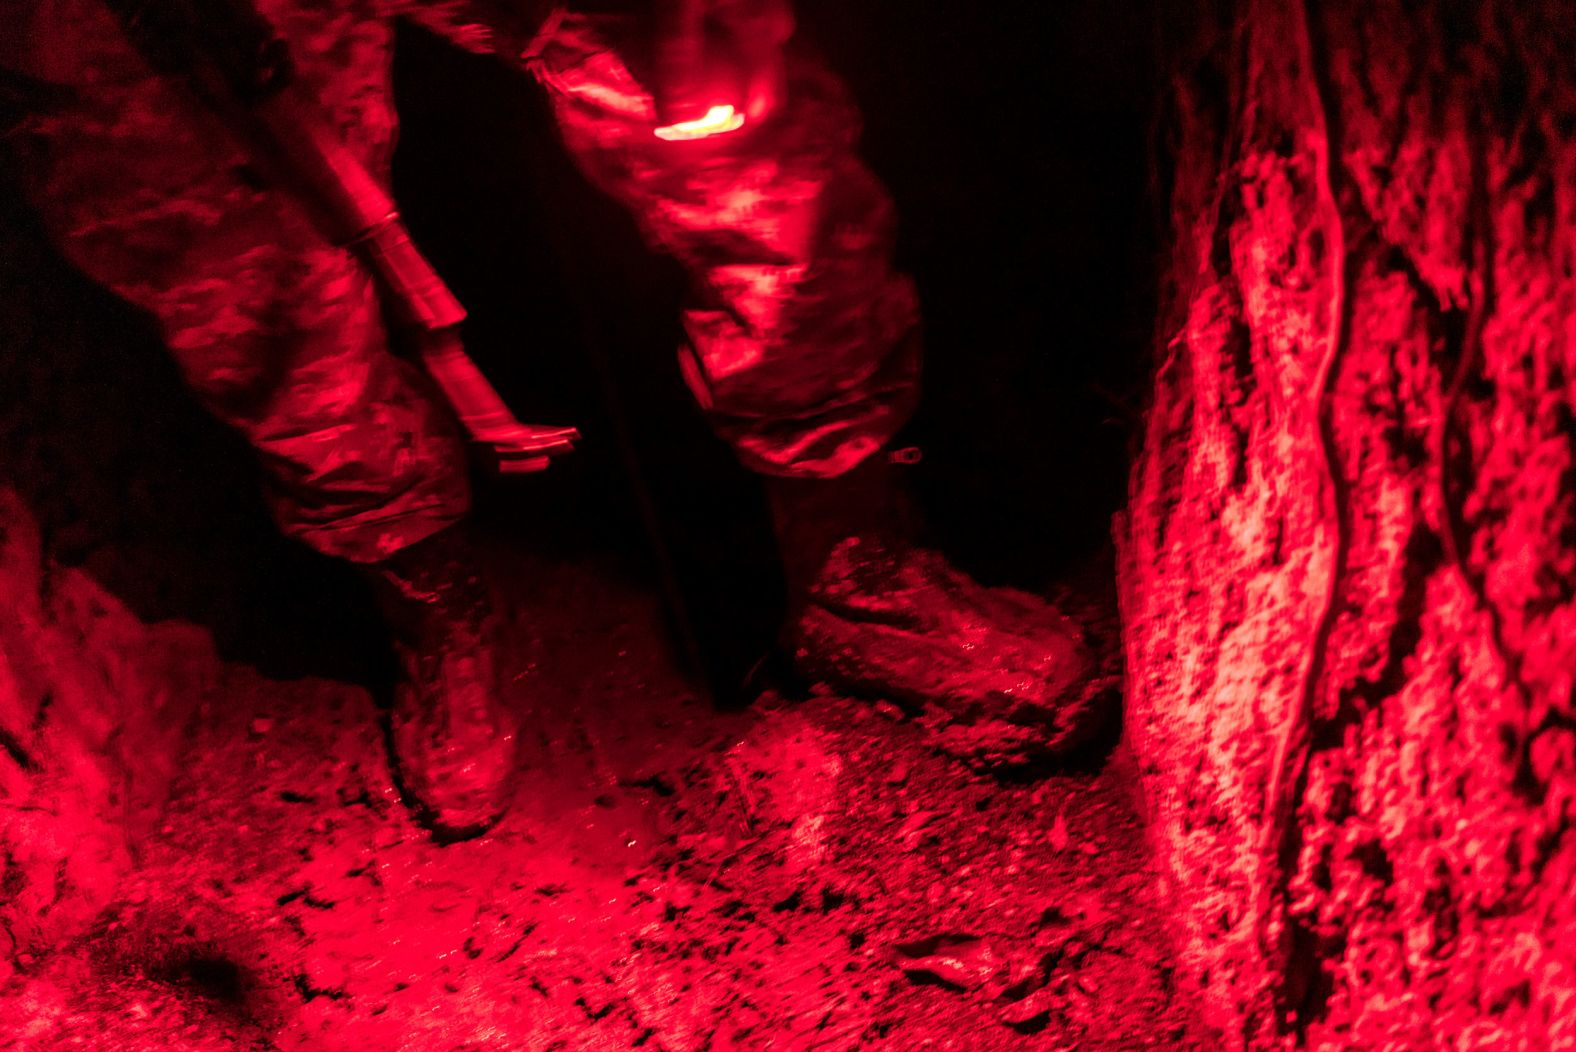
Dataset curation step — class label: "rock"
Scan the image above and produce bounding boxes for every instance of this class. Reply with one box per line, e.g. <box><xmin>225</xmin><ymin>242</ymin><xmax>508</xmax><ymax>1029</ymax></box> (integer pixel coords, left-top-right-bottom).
<box><xmin>0</xmin><ymin>488</ymin><xmax>217</xmax><ymax>966</ymax></box>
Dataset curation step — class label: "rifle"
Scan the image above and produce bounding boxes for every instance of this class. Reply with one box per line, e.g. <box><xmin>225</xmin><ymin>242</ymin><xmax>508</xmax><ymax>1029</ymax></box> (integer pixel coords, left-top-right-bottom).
<box><xmin>101</xmin><ymin>0</ymin><xmax>578</xmax><ymax>472</ymax></box>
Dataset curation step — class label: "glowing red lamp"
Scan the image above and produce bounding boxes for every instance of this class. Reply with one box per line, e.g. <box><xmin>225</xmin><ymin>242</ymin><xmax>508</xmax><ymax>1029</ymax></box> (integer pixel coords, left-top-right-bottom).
<box><xmin>654</xmin><ymin>103</ymin><xmax>746</xmax><ymax>141</ymax></box>
<box><xmin>652</xmin><ymin>0</ymin><xmax>747</xmax><ymax>141</ymax></box>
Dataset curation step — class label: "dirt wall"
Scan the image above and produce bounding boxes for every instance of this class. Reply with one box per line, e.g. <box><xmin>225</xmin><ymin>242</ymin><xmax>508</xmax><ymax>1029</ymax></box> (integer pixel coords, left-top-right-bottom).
<box><xmin>1119</xmin><ymin>0</ymin><xmax>1576</xmax><ymax>1045</ymax></box>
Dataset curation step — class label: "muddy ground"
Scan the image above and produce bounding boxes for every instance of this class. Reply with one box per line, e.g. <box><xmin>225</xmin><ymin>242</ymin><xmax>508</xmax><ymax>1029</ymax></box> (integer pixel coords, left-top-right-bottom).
<box><xmin>2</xmin><ymin>544</ymin><xmax>1200</xmax><ymax>1051</ymax></box>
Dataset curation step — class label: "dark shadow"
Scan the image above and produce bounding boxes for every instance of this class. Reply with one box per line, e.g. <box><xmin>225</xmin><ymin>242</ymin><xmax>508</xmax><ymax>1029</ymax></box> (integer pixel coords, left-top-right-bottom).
<box><xmin>797</xmin><ymin>0</ymin><xmax>1160</xmax><ymax>589</ymax></box>
<box><xmin>159</xmin><ymin>953</ymin><xmax>249</xmax><ymax>1007</ymax></box>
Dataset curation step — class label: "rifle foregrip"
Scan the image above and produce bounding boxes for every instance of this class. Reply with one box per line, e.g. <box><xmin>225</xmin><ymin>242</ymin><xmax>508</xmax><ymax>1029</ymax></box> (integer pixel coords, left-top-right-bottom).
<box><xmin>249</xmin><ymin>87</ymin><xmax>465</xmax><ymax>332</ymax></box>
<box><xmin>356</xmin><ymin>216</ymin><xmax>468</xmax><ymax>333</ymax></box>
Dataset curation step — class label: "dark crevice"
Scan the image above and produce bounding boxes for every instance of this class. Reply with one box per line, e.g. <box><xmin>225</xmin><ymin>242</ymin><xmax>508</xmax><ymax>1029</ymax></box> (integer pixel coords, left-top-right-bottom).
<box><xmin>0</xmin><ymin>727</ymin><xmax>38</xmax><ymax>773</ymax></box>
<box><xmin>1311</xmin><ymin>523</ymin><xmax>1442</xmax><ymax>752</ymax></box>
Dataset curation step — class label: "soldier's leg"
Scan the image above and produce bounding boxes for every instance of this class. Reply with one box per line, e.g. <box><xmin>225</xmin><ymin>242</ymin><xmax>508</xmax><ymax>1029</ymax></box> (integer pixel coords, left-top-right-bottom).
<box><xmin>528</xmin><ymin>15</ymin><xmax>1104</xmax><ymax>766</ymax></box>
<box><xmin>11</xmin><ymin>9</ymin><xmax>513</xmax><ymax>835</ymax></box>
<box><xmin>12</xmin><ymin>9</ymin><xmax>468</xmax><ymax>560</ymax></box>
<box><xmin>527</xmin><ymin>12</ymin><xmax>921</xmax><ymax>479</ymax></box>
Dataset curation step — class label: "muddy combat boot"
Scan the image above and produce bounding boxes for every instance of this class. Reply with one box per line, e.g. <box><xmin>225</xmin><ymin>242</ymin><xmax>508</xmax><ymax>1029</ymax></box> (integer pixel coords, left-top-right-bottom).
<box><xmin>365</xmin><ymin>524</ymin><xmax>519</xmax><ymax>840</ymax></box>
<box><xmin>767</xmin><ymin>458</ymin><xmax>1109</xmax><ymax>767</ymax></box>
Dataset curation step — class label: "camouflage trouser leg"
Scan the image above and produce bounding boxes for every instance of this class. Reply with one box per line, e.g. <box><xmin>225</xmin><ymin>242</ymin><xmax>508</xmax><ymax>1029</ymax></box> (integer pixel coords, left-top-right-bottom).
<box><xmin>8</xmin><ymin>3</ymin><xmax>469</xmax><ymax>564</ymax></box>
<box><xmin>530</xmin><ymin>14</ymin><xmax>923</xmax><ymax>479</ymax></box>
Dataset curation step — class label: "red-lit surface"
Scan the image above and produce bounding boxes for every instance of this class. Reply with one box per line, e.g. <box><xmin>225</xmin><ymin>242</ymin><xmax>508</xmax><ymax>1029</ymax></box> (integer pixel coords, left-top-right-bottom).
<box><xmin>653</xmin><ymin>103</ymin><xmax>747</xmax><ymax>141</ymax></box>
<box><xmin>0</xmin><ymin>516</ymin><xmax>1193</xmax><ymax>1048</ymax></box>
<box><xmin>4</xmin><ymin>0</ymin><xmax>1574</xmax><ymax>1048</ymax></box>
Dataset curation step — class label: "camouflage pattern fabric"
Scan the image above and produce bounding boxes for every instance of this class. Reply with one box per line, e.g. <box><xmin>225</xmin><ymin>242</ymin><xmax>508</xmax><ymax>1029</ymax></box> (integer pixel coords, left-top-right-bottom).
<box><xmin>2</xmin><ymin>1</ymin><xmax>920</xmax><ymax>561</ymax></box>
<box><xmin>529</xmin><ymin>13</ymin><xmax>922</xmax><ymax>478</ymax></box>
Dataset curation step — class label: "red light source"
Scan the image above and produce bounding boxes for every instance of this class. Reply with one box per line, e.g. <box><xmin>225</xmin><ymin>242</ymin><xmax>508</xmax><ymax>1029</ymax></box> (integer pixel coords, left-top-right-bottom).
<box><xmin>654</xmin><ymin>103</ymin><xmax>746</xmax><ymax>141</ymax></box>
